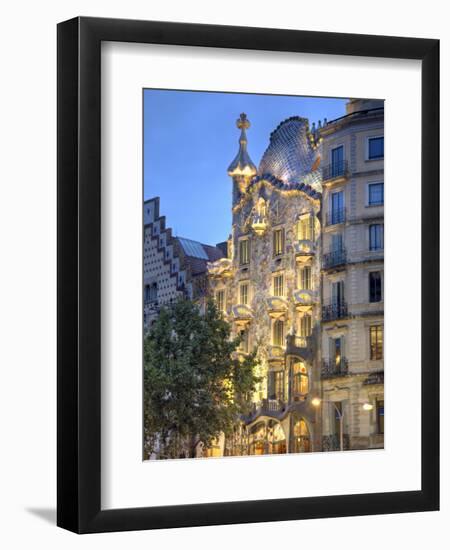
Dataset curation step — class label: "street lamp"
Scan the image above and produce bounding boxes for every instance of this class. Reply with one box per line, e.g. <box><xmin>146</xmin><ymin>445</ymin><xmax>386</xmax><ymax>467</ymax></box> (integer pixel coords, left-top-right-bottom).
<box><xmin>311</xmin><ymin>397</ymin><xmax>372</xmax><ymax>451</ymax></box>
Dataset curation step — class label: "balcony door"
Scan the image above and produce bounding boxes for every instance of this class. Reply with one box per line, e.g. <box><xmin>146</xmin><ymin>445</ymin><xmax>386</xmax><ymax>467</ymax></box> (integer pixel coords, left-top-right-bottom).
<box><xmin>330</xmin><ymin>191</ymin><xmax>344</xmax><ymax>224</ymax></box>
<box><xmin>331</xmin><ymin>145</ymin><xmax>344</xmax><ymax>177</ymax></box>
<box><xmin>331</xmin><ymin>280</ymin><xmax>345</xmax><ymax>308</ymax></box>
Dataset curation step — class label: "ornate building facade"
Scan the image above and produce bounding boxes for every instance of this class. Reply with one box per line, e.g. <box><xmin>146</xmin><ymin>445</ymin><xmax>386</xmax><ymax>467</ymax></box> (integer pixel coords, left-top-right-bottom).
<box><xmin>144</xmin><ymin>99</ymin><xmax>384</xmax><ymax>457</ymax></box>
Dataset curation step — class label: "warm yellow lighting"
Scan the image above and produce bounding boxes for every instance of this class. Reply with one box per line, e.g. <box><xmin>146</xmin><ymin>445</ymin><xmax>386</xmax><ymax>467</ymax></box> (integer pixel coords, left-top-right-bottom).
<box><xmin>362</xmin><ymin>403</ymin><xmax>373</xmax><ymax>411</ymax></box>
<box><xmin>311</xmin><ymin>397</ymin><xmax>321</xmax><ymax>407</ymax></box>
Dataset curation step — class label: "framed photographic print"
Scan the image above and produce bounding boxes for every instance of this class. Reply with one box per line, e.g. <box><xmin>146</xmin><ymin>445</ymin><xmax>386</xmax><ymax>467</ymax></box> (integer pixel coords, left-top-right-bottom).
<box><xmin>57</xmin><ymin>17</ymin><xmax>439</xmax><ymax>533</ymax></box>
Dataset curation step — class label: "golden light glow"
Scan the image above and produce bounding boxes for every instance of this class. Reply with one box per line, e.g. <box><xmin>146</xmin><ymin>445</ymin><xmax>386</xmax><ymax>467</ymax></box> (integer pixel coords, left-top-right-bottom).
<box><xmin>311</xmin><ymin>397</ymin><xmax>321</xmax><ymax>407</ymax></box>
<box><xmin>362</xmin><ymin>403</ymin><xmax>373</xmax><ymax>411</ymax></box>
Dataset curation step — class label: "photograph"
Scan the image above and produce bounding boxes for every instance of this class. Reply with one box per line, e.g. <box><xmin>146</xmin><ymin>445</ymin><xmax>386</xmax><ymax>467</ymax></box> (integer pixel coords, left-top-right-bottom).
<box><xmin>142</xmin><ymin>90</ymin><xmax>385</xmax><ymax>460</ymax></box>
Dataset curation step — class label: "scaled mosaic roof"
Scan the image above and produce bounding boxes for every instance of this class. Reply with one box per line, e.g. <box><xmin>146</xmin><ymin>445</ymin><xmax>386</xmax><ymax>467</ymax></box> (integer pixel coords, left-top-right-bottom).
<box><xmin>258</xmin><ymin>116</ymin><xmax>322</xmax><ymax>191</ymax></box>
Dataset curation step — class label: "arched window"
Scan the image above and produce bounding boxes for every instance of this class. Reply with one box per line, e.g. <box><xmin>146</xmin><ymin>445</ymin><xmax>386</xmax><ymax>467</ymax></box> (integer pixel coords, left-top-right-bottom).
<box><xmin>267</xmin><ymin>420</ymin><xmax>287</xmax><ymax>455</ymax></box>
<box><xmin>292</xmin><ymin>361</ymin><xmax>309</xmax><ymax>399</ymax></box>
<box><xmin>293</xmin><ymin>418</ymin><xmax>311</xmax><ymax>453</ymax></box>
<box><xmin>248</xmin><ymin>422</ymin><xmax>266</xmax><ymax>456</ymax></box>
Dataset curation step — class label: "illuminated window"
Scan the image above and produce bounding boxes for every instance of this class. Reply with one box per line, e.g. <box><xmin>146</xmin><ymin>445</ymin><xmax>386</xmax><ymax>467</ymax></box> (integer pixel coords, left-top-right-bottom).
<box><xmin>300</xmin><ymin>314</ymin><xmax>312</xmax><ymax>337</ymax></box>
<box><xmin>273</xmin><ymin>228</ymin><xmax>285</xmax><ymax>256</ymax></box>
<box><xmin>273</xmin><ymin>320</ymin><xmax>284</xmax><ymax>346</ymax></box>
<box><xmin>299</xmin><ymin>265</ymin><xmax>312</xmax><ymax>290</ymax></box>
<box><xmin>370</xmin><ymin>325</ymin><xmax>383</xmax><ymax>360</ymax></box>
<box><xmin>239</xmin><ymin>238</ymin><xmax>250</xmax><ymax>266</ymax></box>
<box><xmin>369</xmin><ymin>224</ymin><xmax>384</xmax><ymax>250</ymax></box>
<box><xmin>273</xmin><ymin>274</ymin><xmax>284</xmax><ymax>297</ymax></box>
<box><xmin>292</xmin><ymin>362</ymin><xmax>309</xmax><ymax>396</ymax></box>
<box><xmin>368</xmin><ymin>182</ymin><xmax>384</xmax><ymax>205</ymax></box>
<box><xmin>377</xmin><ymin>399</ymin><xmax>384</xmax><ymax>434</ymax></box>
<box><xmin>215</xmin><ymin>289</ymin><xmax>225</xmax><ymax>313</ymax></box>
<box><xmin>240</xmin><ymin>282</ymin><xmax>249</xmax><ymax>305</ymax></box>
<box><xmin>297</xmin><ymin>215</ymin><xmax>314</xmax><ymax>241</ymax></box>
<box><xmin>268</xmin><ymin>371</ymin><xmax>284</xmax><ymax>400</ymax></box>
<box><xmin>293</xmin><ymin>419</ymin><xmax>310</xmax><ymax>453</ymax></box>
<box><xmin>368</xmin><ymin>136</ymin><xmax>384</xmax><ymax>160</ymax></box>
<box><xmin>369</xmin><ymin>271</ymin><xmax>382</xmax><ymax>302</ymax></box>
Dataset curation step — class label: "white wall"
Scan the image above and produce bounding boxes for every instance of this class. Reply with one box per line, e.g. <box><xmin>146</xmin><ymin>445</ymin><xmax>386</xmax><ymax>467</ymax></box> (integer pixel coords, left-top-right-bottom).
<box><xmin>0</xmin><ymin>0</ymin><xmax>448</xmax><ymax>548</ymax></box>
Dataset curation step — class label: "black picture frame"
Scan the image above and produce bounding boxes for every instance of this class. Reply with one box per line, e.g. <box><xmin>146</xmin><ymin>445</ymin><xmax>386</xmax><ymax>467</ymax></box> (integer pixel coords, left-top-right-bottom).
<box><xmin>57</xmin><ymin>16</ymin><xmax>439</xmax><ymax>533</ymax></box>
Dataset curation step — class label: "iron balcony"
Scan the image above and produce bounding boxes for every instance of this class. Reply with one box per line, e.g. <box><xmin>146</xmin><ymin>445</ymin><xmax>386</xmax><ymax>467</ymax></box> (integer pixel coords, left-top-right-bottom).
<box><xmin>286</xmin><ymin>334</ymin><xmax>313</xmax><ymax>355</ymax></box>
<box><xmin>322</xmin><ymin>302</ymin><xmax>348</xmax><ymax>321</ymax></box>
<box><xmin>321</xmin><ymin>357</ymin><xmax>349</xmax><ymax>378</ymax></box>
<box><xmin>322</xmin><ymin>249</ymin><xmax>347</xmax><ymax>269</ymax></box>
<box><xmin>322</xmin><ymin>159</ymin><xmax>348</xmax><ymax>182</ymax></box>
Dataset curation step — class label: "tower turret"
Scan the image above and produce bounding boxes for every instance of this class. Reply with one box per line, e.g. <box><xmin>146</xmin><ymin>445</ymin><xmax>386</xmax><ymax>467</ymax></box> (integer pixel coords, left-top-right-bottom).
<box><xmin>227</xmin><ymin>114</ymin><xmax>257</xmax><ymax>202</ymax></box>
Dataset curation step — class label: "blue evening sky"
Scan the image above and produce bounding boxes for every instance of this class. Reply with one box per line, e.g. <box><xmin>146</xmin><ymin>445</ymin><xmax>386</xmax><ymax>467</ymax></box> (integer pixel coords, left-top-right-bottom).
<box><xmin>144</xmin><ymin>89</ymin><xmax>347</xmax><ymax>246</ymax></box>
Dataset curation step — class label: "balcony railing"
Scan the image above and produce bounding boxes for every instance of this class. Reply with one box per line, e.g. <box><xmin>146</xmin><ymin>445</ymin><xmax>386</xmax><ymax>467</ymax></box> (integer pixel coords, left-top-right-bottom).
<box><xmin>321</xmin><ymin>357</ymin><xmax>349</xmax><ymax>378</ymax></box>
<box><xmin>322</xmin><ymin>249</ymin><xmax>347</xmax><ymax>269</ymax></box>
<box><xmin>326</xmin><ymin>207</ymin><xmax>346</xmax><ymax>226</ymax></box>
<box><xmin>322</xmin><ymin>434</ymin><xmax>350</xmax><ymax>452</ymax></box>
<box><xmin>246</xmin><ymin>398</ymin><xmax>285</xmax><ymax>420</ymax></box>
<box><xmin>322</xmin><ymin>159</ymin><xmax>348</xmax><ymax>181</ymax></box>
<box><xmin>322</xmin><ymin>302</ymin><xmax>348</xmax><ymax>321</ymax></box>
<box><xmin>286</xmin><ymin>334</ymin><xmax>313</xmax><ymax>355</ymax></box>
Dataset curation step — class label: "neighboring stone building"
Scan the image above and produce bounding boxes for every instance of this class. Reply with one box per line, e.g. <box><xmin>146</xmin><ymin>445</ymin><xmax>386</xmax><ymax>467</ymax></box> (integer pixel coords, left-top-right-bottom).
<box><xmin>143</xmin><ymin>197</ymin><xmax>224</xmax><ymax>329</ymax></box>
<box><xmin>144</xmin><ymin>100</ymin><xmax>384</xmax><ymax>457</ymax></box>
<box><xmin>319</xmin><ymin>98</ymin><xmax>384</xmax><ymax>451</ymax></box>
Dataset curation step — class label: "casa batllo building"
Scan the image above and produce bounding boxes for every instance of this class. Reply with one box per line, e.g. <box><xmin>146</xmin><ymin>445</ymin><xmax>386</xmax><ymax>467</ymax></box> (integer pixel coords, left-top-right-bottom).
<box><xmin>207</xmin><ymin>100</ymin><xmax>384</xmax><ymax>456</ymax></box>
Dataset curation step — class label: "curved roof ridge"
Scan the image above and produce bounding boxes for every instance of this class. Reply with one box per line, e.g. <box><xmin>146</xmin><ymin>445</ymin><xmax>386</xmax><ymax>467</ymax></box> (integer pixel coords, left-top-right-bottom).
<box><xmin>248</xmin><ymin>174</ymin><xmax>321</xmax><ymax>200</ymax></box>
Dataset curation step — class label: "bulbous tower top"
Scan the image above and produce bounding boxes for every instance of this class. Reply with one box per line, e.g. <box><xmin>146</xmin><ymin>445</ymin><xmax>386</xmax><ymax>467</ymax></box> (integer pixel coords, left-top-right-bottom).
<box><xmin>227</xmin><ymin>113</ymin><xmax>257</xmax><ymax>179</ymax></box>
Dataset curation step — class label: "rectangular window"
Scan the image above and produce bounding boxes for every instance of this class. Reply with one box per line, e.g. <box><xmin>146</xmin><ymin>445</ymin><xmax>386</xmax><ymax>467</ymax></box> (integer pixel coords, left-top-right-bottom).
<box><xmin>331</xmin><ymin>145</ymin><xmax>344</xmax><ymax>177</ymax></box>
<box><xmin>331</xmin><ymin>233</ymin><xmax>343</xmax><ymax>252</ymax></box>
<box><xmin>273</xmin><ymin>320</ymin><xmax>284</xmax><ymax>347</ymax></box>
<box><xmin>144</xmin><ymin>282</ymin><xmax>157</xmax><ymax>304</ymax></box>
<box><xmin>273</xmin><ymin>228</ymin><xmax>285</xmax><ymax>256</ymax></box>
<box><xmin>331</xmin><ymin>280</ymin><xmax>345</xmax><ymax>307</ymax></box>
<box><xmin>299</xmin><ymin>265</ymin><xmax>312</xmax><ymax>290</ymax></box>
<box><xmin>268</xmin><ymin>370</ymin><xmax>284</xmax><ymax>401</ymax></box>
<box><xmin>273</xmin><ymin>274</ymin><xmax>284</xmax><ymax>297</ymax></box>
<box><xmin>240</xmin><ymin>282</ymin><xmax>249</xmax><ymax>305</ymax></box>
<box><xmin>239</xmin><ymin>239</ymin><xmax>250</xmax><ymax>266</ymax></box>
<box><xmin>369</xmin><ymin>224</ymin><xmax>384</xmax><ymax>250</ymax></box>
<box><xmin>297</xmin><ymin>215</ymin><xmax>314</xmax><ymax>241</ymax></box>
<box><xmin>330</xmin><ymin>191</ymin><xmax>345</xmax><ymax>224</ymax></box>
<box><xmin>300</xmin><ymin>314</ymin><xmax>312</xmax><ymax>337</ymax></box>
<box><xmin>369</xmin><ymin>271</ymin><xmax>382</xmax><ymax>302</ymax></box>
<box><xmin>370</xmin><ymin>325</ymin><xmax>383</xmax><ymax>360</ymax></box>
<box><xmin>215</xmin><ymin>290</ymin><xmax>225</xmax><ymax>313</ymax></box>
<box><xmin>368</xmin><ymin>136</ymin><xmax>384</xmax><ymax>160</ymax></box>
<box><xmin>333</xmin><ymin>337</ymin><xmax>342</xmax><ymax>367</ymax></box>
<box><xmin>377</xmin><ymin>399</ymin><xmax>385</xmax><ymax>434</ymax></box>
<box><xmin>239</xmin><ymin>329</ymin><xmax>249</xmax><ymax>353</ymax></box>
<box><xmin>368</xmin><ymin>182</ymin><xmax>384</xmax><ymax>206</ymax></box>
<box><xmin>333</xmin><ymin>401</ymin><xmax>343</xmax><ymax>436</ymax></box>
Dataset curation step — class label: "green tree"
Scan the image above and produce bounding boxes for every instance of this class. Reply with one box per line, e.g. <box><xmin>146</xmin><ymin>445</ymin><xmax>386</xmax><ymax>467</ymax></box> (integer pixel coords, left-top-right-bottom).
<box><xmin>143</xmin><ymin>298</ymin><xmax>258</xmax><ymax>459</ymax></box>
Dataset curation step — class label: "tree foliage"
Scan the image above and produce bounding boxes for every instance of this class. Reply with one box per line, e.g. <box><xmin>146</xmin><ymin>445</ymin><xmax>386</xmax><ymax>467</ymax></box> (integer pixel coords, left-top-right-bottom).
<box><xmin>143</xmin><ymin>298</ymin><xmax>258</xmax><ymax>459</ymax></box>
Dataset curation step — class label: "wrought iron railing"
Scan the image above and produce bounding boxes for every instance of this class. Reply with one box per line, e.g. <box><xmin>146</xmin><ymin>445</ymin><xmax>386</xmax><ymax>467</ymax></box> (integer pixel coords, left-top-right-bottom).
<box><xmin>286</xmin><ymin>334</ymin><xmax>312</xmax><ymax>352</ymax></box>
<box><xmin>321</xmin><ymin>357</ymin><xmax>349</xmax><ymax>378</ymax></box>
<box><xmin>322</xmin><ymin>434</ymin><xmax>350</xmax><ymax>452</ymax></box>
<box><xmin>322</xmin><ymin>249</ymin><xmax>347</xmax><ymax>269</ymax></box>
<box><xmin>322</xmin><ymin>302</ymin><xmax>348</xmax><ymax>321</ymax></box>
<box><xmin>322</xmin><ymin>159</ymin><xmax>348</xmax><ymax>181</ymax></box>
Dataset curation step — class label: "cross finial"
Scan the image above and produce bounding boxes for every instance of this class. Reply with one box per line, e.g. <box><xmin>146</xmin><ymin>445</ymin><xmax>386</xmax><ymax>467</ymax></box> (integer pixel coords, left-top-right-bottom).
<box><xmin>236</xmin><ymin>113</ymin><xmax>250</xmax><ymax>130</ymax></box>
